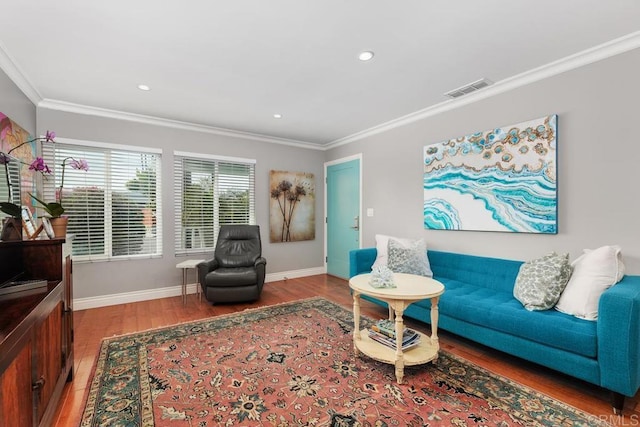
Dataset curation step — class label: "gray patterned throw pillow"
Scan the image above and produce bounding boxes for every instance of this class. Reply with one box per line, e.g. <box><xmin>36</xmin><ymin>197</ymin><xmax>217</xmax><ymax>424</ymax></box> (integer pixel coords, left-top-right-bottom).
<box><xmin>387</xmin><ymin>238</ymin><xmax>433</xmax><ymax>277</ymax></box>
<box><xmin>513</xmin><ymin>252</ymin><xmax>573</xmax><ymax>311</ymax></box>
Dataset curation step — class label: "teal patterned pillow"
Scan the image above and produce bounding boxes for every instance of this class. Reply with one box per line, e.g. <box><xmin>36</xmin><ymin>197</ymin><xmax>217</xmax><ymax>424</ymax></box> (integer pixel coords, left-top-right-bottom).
<box><xmin>387</xmin><ymin>238</ymin><xmax>433</xmax><ymax>277</ymax></box>
<box><xmin>513</xmin><ymin>252</ymin><xmax>573</xmax><ymax>311</ymax></box>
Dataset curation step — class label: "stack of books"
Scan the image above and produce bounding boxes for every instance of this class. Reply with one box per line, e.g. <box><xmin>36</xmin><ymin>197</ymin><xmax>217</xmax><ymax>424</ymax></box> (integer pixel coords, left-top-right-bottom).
<box><xmin>368</xmin><ymin>319</ymin><xmax>420</xmax><ymax>350</ymax></box>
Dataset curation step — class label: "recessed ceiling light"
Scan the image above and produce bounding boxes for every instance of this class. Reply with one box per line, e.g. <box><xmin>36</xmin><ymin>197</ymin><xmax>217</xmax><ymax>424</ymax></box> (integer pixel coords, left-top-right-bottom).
<box><xmin>358</xmin><ymin>51</ymin><xmax>374</xmax><ymax>61</ymax></box>
<box><xmin>137</xmin><ymin>84</ymin><xmax>151</xmax><ymax>91</ymax></box>
<box><xmin>273</xmin><ymin>113</ymin><xmax>282</xmax><ymax>119</ymax></box>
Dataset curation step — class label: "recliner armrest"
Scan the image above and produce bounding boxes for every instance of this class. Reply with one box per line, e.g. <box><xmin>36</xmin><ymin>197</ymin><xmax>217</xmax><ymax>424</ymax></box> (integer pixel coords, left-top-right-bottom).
<box><xmin>197</xmin><ymin>259</ymin><xmax>219</xmax><ymax>282</ymax></box>
<box><xmin>255</xmin><ymin>257</ymin><xmax>267</xmax><ymax>288</ymax></box>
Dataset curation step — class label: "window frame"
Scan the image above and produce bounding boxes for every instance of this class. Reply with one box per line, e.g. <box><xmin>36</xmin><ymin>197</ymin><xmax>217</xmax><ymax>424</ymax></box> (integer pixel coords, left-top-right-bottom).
<box><xmin>42</xmin><ymin>138</ymin><xmax>163</xmax><ymax>262</ymax></box>
<box><xmin>173</xmin><ymin>150</ymin><xmax>256</xmax><ymax>256</ymax></box>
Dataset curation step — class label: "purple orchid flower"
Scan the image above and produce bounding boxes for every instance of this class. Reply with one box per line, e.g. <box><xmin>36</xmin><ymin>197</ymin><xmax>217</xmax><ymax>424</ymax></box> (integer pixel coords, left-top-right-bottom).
<box><xmin>68</xmin><ymin>158</ymin><xmax>89</xmax><ymax>171</ymax></box>
<box><xmin>5</xmin><ymin>130</ymin><xmax>56</xmax><ymax>158</ymax></box>
<box><xmin>29</xmin><ymin>157</ymin><xmax>52</xmax><ymax>174</ymax></box>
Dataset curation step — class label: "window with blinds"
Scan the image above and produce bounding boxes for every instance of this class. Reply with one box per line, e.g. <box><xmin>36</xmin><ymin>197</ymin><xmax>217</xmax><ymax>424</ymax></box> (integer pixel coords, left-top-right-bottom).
<box><xmin>42</xmin><ymin>140</ymin><xmax>162</xmax><ymax>260</ymax></box>
<box><xmin>173</xmin><ymin>152</ymin><xmax>255</xmax><ymax>255</ymax></box>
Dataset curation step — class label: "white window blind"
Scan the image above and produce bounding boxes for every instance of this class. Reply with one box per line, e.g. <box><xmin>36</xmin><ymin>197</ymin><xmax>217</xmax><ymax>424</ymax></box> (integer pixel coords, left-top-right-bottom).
<box><xmin>173</xmin><ymin>153</ymin><xmax>255</xmax><ymax>255</ymax></box>
<box><xmin>0</xmin><ymin>157</ymin><xmax>20</xmax><ymax>214</ymax></box>
<box><xmin>42</xmin><ymin>141</ymin><xmax>162</xmax><ymax>261</ymax></box>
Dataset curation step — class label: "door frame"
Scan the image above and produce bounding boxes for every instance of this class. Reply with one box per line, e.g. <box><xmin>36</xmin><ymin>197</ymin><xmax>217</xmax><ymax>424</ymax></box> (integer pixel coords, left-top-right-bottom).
<box><xmin>324</xmin><ymin>153</ymin><xmax>363</xmax><ymax>274</ymax></box>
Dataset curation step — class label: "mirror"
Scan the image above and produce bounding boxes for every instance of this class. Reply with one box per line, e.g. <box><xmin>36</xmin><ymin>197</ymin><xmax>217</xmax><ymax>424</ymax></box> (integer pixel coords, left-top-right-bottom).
<box><xmin>0</xmin><ymin>154</ymin><xmax>22</xmax><ymax>220</ymax></box>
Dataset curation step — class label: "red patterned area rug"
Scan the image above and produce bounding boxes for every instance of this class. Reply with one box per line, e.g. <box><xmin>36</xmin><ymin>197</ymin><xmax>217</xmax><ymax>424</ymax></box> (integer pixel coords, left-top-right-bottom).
<box><xmin>81</xmin><ymin>297</ymin><xmax>606</xmax><ymax>426</ymax></box>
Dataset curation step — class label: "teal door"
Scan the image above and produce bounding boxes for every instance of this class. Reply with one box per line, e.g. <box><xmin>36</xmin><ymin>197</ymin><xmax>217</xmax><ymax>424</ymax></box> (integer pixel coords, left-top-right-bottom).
<box><xmin>326</xmin><ymin>158</ymin><xmax>360</xmax><ymax>278</ymax></box>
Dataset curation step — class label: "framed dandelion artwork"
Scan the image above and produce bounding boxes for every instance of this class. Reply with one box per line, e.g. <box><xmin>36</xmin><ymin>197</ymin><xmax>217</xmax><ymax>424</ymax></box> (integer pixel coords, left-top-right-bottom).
<box><xmin>269</xmin><ymin>170</ymin><xmax>315</xmax><ymax>242</ymax></box>
<box><xmin>423</xmin><ymin>114</ymin><xmax>558</xmax><ymax>234</ymax></box>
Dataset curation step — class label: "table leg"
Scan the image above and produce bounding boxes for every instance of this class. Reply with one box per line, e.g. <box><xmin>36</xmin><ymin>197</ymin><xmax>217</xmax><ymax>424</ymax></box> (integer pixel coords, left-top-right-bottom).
<box><xmin>182</xmin><ymin>268</ymin><xmax>187</xmax><ymax>305</ymax></box>
<box><xmin>430</xmin><ymin>295</ymin><xmax>440</xmax><ymax>354</ymax></box>
<box><xmin>353</xmin><ymin>292</ymin><xmax>361</xmax><ymax>356</ymax></box>
<box><xmin>393</xmin><ymin>303</ymin><xmax>405</xmax><ymax>384</ymax></box>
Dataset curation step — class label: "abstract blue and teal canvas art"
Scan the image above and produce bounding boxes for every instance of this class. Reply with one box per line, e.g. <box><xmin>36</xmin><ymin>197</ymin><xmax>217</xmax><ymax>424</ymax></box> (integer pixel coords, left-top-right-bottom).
<box><xmin>423</xmin><ymin>114</ymin><xmax>557</xmax><ymax>233</ymax></box>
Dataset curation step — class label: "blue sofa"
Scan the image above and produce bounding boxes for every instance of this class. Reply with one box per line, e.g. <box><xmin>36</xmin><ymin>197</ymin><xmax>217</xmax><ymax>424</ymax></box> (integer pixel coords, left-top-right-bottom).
<box><xmin>350</xmin><ymin>247</ymin><xmax>640</xmax><ymax>413</ymax></box>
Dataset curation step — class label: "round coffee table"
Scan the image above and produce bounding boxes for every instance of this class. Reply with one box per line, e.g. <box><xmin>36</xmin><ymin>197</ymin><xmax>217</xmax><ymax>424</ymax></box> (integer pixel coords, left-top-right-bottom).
<box><xmin>349</xmin><ymin>272</ymin><xmax>445</xmax><ymax>384</ymax></box>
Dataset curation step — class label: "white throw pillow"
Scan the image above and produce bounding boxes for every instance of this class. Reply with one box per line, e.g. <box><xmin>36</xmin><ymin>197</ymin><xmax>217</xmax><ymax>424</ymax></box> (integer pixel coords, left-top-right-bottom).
<box><xmin>555</xmin><ymin>245</ymin><xmax>625</xmax><ymax>320</ymax></box>
<box><xmin>372</xmin><ymin>234</ymin><xmax>415</xmax><ymax>268</ymax></box>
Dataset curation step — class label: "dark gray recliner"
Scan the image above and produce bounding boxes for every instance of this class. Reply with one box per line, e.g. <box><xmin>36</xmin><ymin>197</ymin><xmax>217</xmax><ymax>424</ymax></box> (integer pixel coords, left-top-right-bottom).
<box><xmin>197</xmin><ymin>225</ymin><xmax>266</xmax><ymax>304</ymax></box>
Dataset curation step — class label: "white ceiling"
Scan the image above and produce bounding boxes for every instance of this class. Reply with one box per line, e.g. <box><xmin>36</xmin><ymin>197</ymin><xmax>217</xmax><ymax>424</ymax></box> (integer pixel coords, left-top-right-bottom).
<box><xmin>0</xmin><ymin>1</ymin><xmax>639</xmax><ymax>147</ymax></box>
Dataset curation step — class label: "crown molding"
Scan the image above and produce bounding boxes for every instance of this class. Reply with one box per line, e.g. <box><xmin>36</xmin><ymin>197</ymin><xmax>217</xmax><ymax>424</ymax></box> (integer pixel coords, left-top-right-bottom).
<box><xmin>325</xmin><ymin>31</ymin><xmax>640</xmax><ymax>150</ymax></box>
<box><xmin>0</xmin><ymin>40</ymin><xmax>42</xmax><ymax>105</ymax></box>
<box><xmin>38</xmin><ymin>99</ymin><xmax>324</xmax><ymax>150</ymax></box>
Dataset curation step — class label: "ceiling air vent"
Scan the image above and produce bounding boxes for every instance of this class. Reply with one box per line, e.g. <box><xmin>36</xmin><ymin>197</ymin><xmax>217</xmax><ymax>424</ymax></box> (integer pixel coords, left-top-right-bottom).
<box><xmin>444</xmin><ymin>78</ymin><xmax>493</xmax><ymax>99</ymax></box>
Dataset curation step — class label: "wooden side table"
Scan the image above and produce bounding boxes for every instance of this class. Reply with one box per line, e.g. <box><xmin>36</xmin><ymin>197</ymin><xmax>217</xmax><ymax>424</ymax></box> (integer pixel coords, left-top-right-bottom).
<box><xmin>176</xmin><ymin>259</ymin><xmax>205</xmax><ymax>304</ymax></box>
<box><xmin>349</xmin><ymin>272</ymin><xmax>445</xmax><ymax>384</ymax></box>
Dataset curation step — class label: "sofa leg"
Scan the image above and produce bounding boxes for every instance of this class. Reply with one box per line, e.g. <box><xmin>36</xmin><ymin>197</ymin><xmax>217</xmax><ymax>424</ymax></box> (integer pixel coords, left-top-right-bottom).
<box><xmin>612</xmin><ymin>392</ymin><xmax>625</xmax><ymax>415</ymax></box>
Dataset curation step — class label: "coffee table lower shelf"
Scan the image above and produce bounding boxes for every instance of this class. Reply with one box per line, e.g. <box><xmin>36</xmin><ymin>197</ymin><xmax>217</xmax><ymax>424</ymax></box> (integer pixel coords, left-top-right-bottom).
<box><xmin>355</xmin><ymin>329</ymin><xmax>438</xmax><ymax>382</ymax></box>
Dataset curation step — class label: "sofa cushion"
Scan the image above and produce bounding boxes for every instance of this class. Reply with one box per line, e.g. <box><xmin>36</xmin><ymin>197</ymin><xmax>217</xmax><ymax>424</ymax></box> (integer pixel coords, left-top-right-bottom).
<box><xmin>513</xmin><ymin>252</ymin><xmax>572</xmax><ymax>311</ymax></box>
<box><xmin>387</xmin><ymin>238</ymin><xmax>433</xmax><ymax>277</ymax></box>
<box><xmin>556</xmin><ymin>245</ymin><xmax>625</xmax><ymax>320</ymax></box>
<box><xmin>417</xmin><ymin>278</ymin><xmax>597</xmax><ymax>358</ymax></box>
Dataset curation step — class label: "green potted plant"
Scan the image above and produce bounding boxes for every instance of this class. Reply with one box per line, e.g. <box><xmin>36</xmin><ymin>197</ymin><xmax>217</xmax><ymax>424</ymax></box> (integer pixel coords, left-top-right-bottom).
<box><xmin>0</xmin><ymin>153</ymin><xmax>22</xmax><ymax>240</ymax></box>
<box><xmin>30</xmin><ymin>156</ymin><xmax>89</xmax><ymax>237</ymax></box>
<box><xmin>0</xmin><ymin>131</ymin><xmax>56</xmax><ymax>240</ymax></box>
<box><xmin>0</xmin><ymin>153</ymin><xmax>21</xmax><ymax>219</ymax></box>
<box><xmin>0</xmin><ymin>130</ymin><xmax>89</xmax><ymax>238</ymax></box>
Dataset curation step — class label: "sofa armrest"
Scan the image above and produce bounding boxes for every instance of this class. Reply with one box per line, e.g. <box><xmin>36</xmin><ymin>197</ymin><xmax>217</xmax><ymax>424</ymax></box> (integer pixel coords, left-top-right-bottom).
<box><xmin>598</xmin><ymin>274</ymin><xmax>640</xmax><ymax>396</ymax></box>
<box><xmin>349</xmin><ymin>248</ymin><xmax>377</xmax><ymax>278</ymax></box>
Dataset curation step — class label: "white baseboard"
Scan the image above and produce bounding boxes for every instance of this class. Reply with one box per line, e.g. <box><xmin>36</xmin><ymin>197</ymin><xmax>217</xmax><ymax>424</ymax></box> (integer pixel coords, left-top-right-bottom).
<box><xmin>73</xmin><ymin>285</ymin><xmax>187</xmax><ymax>311</ymax></box>
<box><xmin>73</xmin><ymin>266</ymin><xmax>327</xmax><ymax>311</ymax></box>
<box><xmin>265</xmin><ymin>266</ymin><xmax>326</xmax><ymax>283</ymax></box>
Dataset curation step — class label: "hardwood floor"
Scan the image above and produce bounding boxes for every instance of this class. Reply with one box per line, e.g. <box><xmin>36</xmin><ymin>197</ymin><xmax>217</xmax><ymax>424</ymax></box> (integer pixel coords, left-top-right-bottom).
<box><xmin>53</xmin><ymin>274</ymin><xmax>640</xmax><ymax>426</ymax></box>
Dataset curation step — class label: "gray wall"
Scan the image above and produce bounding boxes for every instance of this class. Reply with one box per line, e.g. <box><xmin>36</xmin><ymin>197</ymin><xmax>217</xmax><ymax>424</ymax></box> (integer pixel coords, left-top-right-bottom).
<box><xmin>327</xmin><ymin>48</ymin><xmax>640</xmax><ymax>274</ymax></box>
<box><xmin>36</xmin><ymin>109</ymin><xmax>326</xmax><ymax>298</ymax></box>
<box><xmin>0</xmin><ymin>68</ymin><xmax>36</xmax><ymax>133</ymax></box>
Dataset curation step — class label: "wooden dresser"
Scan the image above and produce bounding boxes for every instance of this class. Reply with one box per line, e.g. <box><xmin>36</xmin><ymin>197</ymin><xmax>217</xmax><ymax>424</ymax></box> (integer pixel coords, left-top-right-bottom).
<box><xmin>0</xmin><ymin>238</ymin><xmax>73</xmax><ymax>427</ymax></box>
